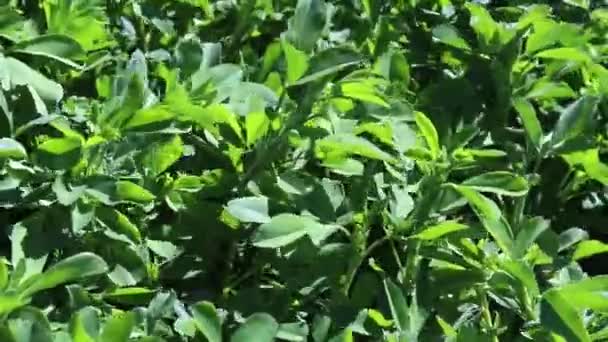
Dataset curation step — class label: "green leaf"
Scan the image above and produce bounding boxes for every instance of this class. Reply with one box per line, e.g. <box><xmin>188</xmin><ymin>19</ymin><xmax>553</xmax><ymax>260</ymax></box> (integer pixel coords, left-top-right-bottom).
<box><xmin>253</xmin><ymin>214</ymin><xmax>337</xmax><ymax>248</ymax></box>
<box><xmin>282</xmin><ymin>40</ymin><xmax>309</xmax><ymax>84</ymax></box>
<box><xmin>312</xmin><ymin>315</ymin><xmax>331</xmax><ymax>342</ymax></box>
<box><xmin>541</xmin><ymin>290</ymin><xmax>591</xmax><ymax>342</ymax></box>
<box><xmin>557</xmin><ymin>276</ymin><xmax>608</xmax><ymax>312</ymax></box>
<box><xmin>355</xmin><ymin>122</ymin><xmax>394</xmax><ymax>147</ymax></box>
<box><xmin>70</xmin><ymin>307</ymin><xmax>99</xmax><ymax>342</ymax></box>
<box><xmin>414</xmin><ymin>111</ymin><xmax>440</xmax><ymax>159</ymax></box>
<box><xmin>19</xmin><ymin>253</ymin><xmax>108</xmax><ymax>298</ymax></box>
<box><xmin>230</xmin><ymin>313</ymin><xmax>278</xmax><ymax>342</ymax></box>
<box><xmin>286</xmin><ymin>0</ymin><xmax>327</xmax><ymax>52</ymax></box>
<box><xmin>573</xmin><ymin>240</ymin><xmax>608</xmax><ymax>261</ymax></box>
<box><xmin>374</xmin><ymin>49</ymin><xmax>410</xmax><ymax>84</ymax></box>
<box><xmin>536</xmin><ymin>47</ymin><xmax>591</xmax><ymax>63</ymax></box>
<box><xmin>226</xmin><ymin>196</ymin><xmax>271</xmax><ymax>224</ymax></box>
<box><xmin>182</xmin><ymin>103</ymin><xmax>243</xmax><ymax>140</ymax></box>
<box><xmin>501</xmin><ymin>260</ymin><xmax>540</xmax><ymax>299</ymax></box>
<box><xmin>513</xmin><ymin>217</ymin><xmax>550</xmax><ymax>258</ymax></box>
<box><xmin>36</xmin><ymin>137</ymin><xmax>82</xmax><ymax>170</ymax></box>
<box><xmin>10</xmin><ymin>34</ymin><xmax>84</xmax><ymax>68</ymax></box>
<box><xmin>2</xmin><ymin>56</ymin><xmax>63</xmax><ymax>102</ymax></box>
<box><xmin>449</xmin><ymin>184</ymin><xmax>514</xmax><ymax>256</ymax></box>
<box><xmin>465</xmin><ymin>3</ymin><xmax>499</xmax><ymax>52</ymax></box>
<box><xmin>563</xmin><ymin>0</ymin><xmax>589</xmax><ymax>9</ymax></box>
<box><xmin>0</xmin><ymin>259</ymin><xmax>7</xmax><ymax>290</ymax></box>
<box><xmin>102</xmin><ymin>287</ymin><xmax>156</xmax><ymax>306</ymax></box>
<box><xmin>123</xmin><ymin>106</ymin><xmax>176</xmax><ymax>132</ymax></box>
<box><xmin>0</xmin><ymin>295</ymin><xmax>26</xmax><ymax>315</ymax></box>
<box><xmin>340</xmin><ymin>81</ymin><xmax>389</xmax><ymax>107</ymax></box>
<box><xmin>0</xmin><ymin>138</ymin><xmax>27</xmax><ymax>159</ymax></box>
<box><xmin>551</xmin><ymin>96</ymin><xmax>600</xmax><ymax>147</ymax></box>
<box><xmin>276</xmin><ymin>322</ymin><xmax>309</xmax><ymax>341</ymax></box>
<box><xmin>99</xmin><ymin>312</ymin><xmax>135</xmax><ymax>342</ymax></box>
<box><xmin>192</xmin><ymin>301</ymin><xmax>222</xmax><ymax>342</ymax></box>
<box><xmin>526</xmin><ymin>80</ymin><xmax>576</xmax><ymax>100</ymax></box>
<box><xmin>322</xmin><ymin>158</ymin><xmax>364</xmax><ymax>176</ymax></box>
<box><xmin>561</xmin><ymin>148</ymin><xmax>608</xmax><ymax>185</ymax></box>
<box><xmin>413</xmin><ymin>221</ymin><xmax>469</xmax><ymax>240</ymax></box>
<box><xmin>291</xmin><ymin>48</ymin><xmax>361</xmax><ymax>86</ymax></box>
<box><xmin>147</xmin><ymin>240</ymin><xmax>181</xmax><ymax>260</ymax></box>
<box><xmin>559</xmin><ymin>228</ymin><xmax>588</xmax><ymax>252</ymax></box>
<box><xmin>138</xmin><ymin>135</ymin><xmax>183</xmax><ymax>177</ymax></box>
<box><xmin>115</xmin><ymin>181</ymin><xmax>156</xmax><ymax>203</ymax></box>
<box><xmin>96</xmin><ymin>207</ymin><xmax>142</xmax><ymax>243</ymax></box>
<box><xmin>461</xmin><ymin>171</ymin><xmax>529</xmax><ymax>196</ymax></box>
<box><xmin>512</xmin><ymin>98</ymin><xmax>543</xmax><ymax>150</ymax></box>
<box><xmin>43</xmin><ymin>0</ymin><xmax>111</xmax><ymax>51</ymax></box>
<box><xmin>383</xmin><ymin>278</ymin><xmax>408</xmax><ymax>332</ymax></box>
<box><xmin>246</xmin><ymin>111</ymin><xmax>270</xmax><ymax>147</ymax></box>
<box><xmin>316</xmin><ymin>134</ymin><xmax>394</xmax><ymax>162</ymax></box>
<box><xmin>432</xmin><ymin>24</ymin><xmax>471</xmax><ymax>51</ymax></box>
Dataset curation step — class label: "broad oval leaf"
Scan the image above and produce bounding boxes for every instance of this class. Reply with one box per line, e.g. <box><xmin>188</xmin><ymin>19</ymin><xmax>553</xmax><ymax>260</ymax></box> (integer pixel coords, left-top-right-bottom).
<box><xmin>123</xmin><ymin>106</ymin><xmax>176</xmax><ymax>132</ymax></box>
<box><xmin>573</xmin><ymin>240</ymin><xmax>608</xmax><ymax>261</ymax></box>
<box><xmin>0</xmin><ymin>138</ymin><xmax>27</xmax><ymax>159</ymax></box>
<box><xmin>10</xmin><ymin>34</ymin><xmax>84</xmax><ymax>68</ymax></box>
<box><xmin>413</xmin><ymin>221</ymin><xmax>469</xmax><ymax>240</ymax></box>
<box><xmin>316</xmin><ymin>134</ymin><xmax>394</xmax><ymax>162</ymax></box>
<box><xmin>115</xmin><ymin>181</ymin><xmax>156</xmax><ymax>203</ymax></box>
<box><xmin>138</xmin><ymin>135</ymin><xmax>183</xmax><ymax>177</ymax></box>
<box><xmin>19</xmin><ymin>252</ymin><xmax>108</xmax><ymax>298</ymax></box>
<box><xmin>253</xmin><ymin>214</ymin><xmax>336</xmax><ymax>248</ymax></box>
<box><xmin>0</xmin><ymin>295</ymin><xmax>26</xmax><ymax>315</ymax></box>
<box><xmin>3</xmin><ymin>56</ymin><xmax>63</xmax><ymax>102</ymax></box>
<box><xmin>286</xmin><ymin>0</ymin><xmax>327</xmax><ymax>52</ymax></box>
<box><xmin>226</xmin><ymin>196</ymin><xmax>271</xmax><ymax>224</ymax></box>
<box><xmin>432</xmin><ymin>24</ymin><xmax>471</xmax><ymax>51</ymax></box>
<box><xmin>230</xmin><ymin>313</ymin><xmax>278</xmax><ymax>342</ymax></box>
<box><xmin>536</xmin><ymin>47</ymin><xmax>592</xmax><ymax>63</ymax></box>
<box><xmin>69</xmin><ymin>306</ymin><xmax>100</xmax><ymax>342</ymax></box>
<box><xmin>245</xmin><ymin>111</ymin><xmax>270</xmax><ymax>147</ymax></box>
<box><xmin>462</xmin><ymin>171</ymin><xmax>529</xmax><ymax>197</ymax></box>
<box><xmin>99</xmin><ymin>312</ymin><xmax>135</xmax><ymax>342</ymax></box>
<box><xmin>551</xmin><ymin>95</ymin><xmax>600</xmax><ymax>148</ymax></box>
<box><xmin>291</xmin><ymin>47</ymin><xmax>362</xmax><ymax>86</ymax></box>
<box><xmin>36</xmin><ymin>137</ymin><xmax>82</xmax><ymax>170</ymax></box>
<box><xmin>541</xmin><ymin>290</ymin><xmax>591</xmax><ymax>342</ymax></box>
<box><xmin>282</xmin><ymin>40</ymin><xmax>309</xmax><ymax>84</ymax></box>
<box><xmin>557</xmin><ymin>276</ymin><xmax>608</xmax><ymax>312</ymax></box>
<box><xmin>96</xmin><ymin>207</ymin><xmax>142</xmax><ymax>243</ymax></box>
<box><xmin>192</xmin><ymin>301</ymin><xmax>222</xmax><ymax>342</ymax></box>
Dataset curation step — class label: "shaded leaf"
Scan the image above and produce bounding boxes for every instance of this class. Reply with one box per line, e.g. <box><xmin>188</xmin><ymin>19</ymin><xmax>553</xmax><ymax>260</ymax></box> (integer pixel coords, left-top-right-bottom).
<box><xmin>230</xmin><ymin>313</ymin><xmax>278</xmax><ymax>342</ymax></box>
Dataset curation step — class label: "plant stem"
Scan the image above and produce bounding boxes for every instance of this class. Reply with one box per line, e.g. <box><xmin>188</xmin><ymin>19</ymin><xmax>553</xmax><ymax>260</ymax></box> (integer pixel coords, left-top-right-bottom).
<box><xmin>343</xmin><ymin>235</ymin><xmax>390</xmax><ymax>295</ymax></box>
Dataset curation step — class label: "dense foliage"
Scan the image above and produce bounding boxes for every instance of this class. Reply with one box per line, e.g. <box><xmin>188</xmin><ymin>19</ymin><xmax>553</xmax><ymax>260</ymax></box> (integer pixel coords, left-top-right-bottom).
<box><xmin>0</xmin><ymin>0</ymin><xmax>607</xmax><ymax>341</ymax></box>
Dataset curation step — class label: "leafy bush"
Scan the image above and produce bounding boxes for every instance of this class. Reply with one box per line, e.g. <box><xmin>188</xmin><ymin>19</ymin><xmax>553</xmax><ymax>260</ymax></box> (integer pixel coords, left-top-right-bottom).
<box><xmin>0</xmin><ymin>0</ymin><xmax>607</xmax><ymax>341</ymax></box>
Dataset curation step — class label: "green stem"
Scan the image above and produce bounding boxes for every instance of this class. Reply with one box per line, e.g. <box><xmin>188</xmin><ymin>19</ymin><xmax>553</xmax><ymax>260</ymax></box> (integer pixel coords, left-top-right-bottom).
<box><xmin>513</xmin><ymin>151</ymin><xmax>544</xmax><ymax>230</ymax></box>
<box><xmin>343</xmin><ymin>235</ymin><xmax>390</xmax><ymax>295</ymax></box>
<box><xmin>479</xmin><ymin>289</ymin><xmax>500</xmax><ymax>342</ymax></box>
